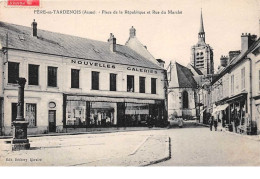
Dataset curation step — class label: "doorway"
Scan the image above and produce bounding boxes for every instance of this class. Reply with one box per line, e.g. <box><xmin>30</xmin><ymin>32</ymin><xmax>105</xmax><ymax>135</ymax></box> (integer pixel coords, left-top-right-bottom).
<box><xmin>48</xmin><ymin>110</ymin><xmax>56</xmax><ymax>132</ymax></box>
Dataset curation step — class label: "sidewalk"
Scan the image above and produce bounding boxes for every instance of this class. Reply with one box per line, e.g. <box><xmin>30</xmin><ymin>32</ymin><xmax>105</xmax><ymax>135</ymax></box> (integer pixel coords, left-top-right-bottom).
<box><xmin>195</xmin><ymin>122</ymin><xmax>260</xmax><ymax>142</ymax></box>
<box><xmin>0</xmin><ymin>126</ymin><xmax>165</xmax><ymax>139</ymax></box>
<box><xmin>0</xmin><ymin>131</ymin><xmax>171</xmax><ymax>166</ymax></box>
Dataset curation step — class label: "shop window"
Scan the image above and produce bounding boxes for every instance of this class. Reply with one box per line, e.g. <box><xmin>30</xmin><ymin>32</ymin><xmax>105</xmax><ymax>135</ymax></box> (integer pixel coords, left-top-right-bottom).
<box><xmin>71</xmin><ymin>69</ymin><xmax>80</xmax><ymax>88</ymax></box>
<box><xmin>151</xmin><ymin>78</ymin><xmax>157</xmax><ymax>94</ymax></box>
<box><xmin>25</xmin><ymin>103</ymin><xmax>37</xmax><ymax>127</ymax></box>
<box><xmin>28</xmin><ymin>64</ymin><xmax>39</xmax><ymax>85</ymax></box>
<box><xmin>139</xmin><ymin>77</ymin><xmax>145</xmax><ymax>93</ymax></box>
<box><xmin>127</xmin><ymin>75</ymin><xmax>134</xmax><ymax>92</ymax></box>
<box><xmin>90</xmin><ymin>102</ymin><xmax>116</xmax><ymax>127</ymax></box>
<box><xmin>125</xmin><ymin>103</ymin><xmax>149</xmax><ymax>127</ymax></box>
<box><xmin>241</xmin><ymin>67</ymin><xmax>245</xmax><ymax>90</ymax></box>
<box><xmin>92</xmin><ymin>71</ymin><xmax>99</xmax><ymax>90</ymax></box>
<box><xmin>8</xmin><ymin>62</ymin><xmax>19</xmax><ymax>84</ymax></box>
<box><xmin>66</xmin><ymin>101</ymin><xmax>86</xmax><ymax>126</ymax></box>
<box><xmin>48</xmin><ymin>66</ymin><xmax>57</xmax><ymax>87</ymax></box>
<box><xmin>182</xmin><ymin>91</ymin><xmax>189</xmax><ymax>109</ymax></box>
<box><xmin>110</xmin><ymin>73</ymin><xmax>117</xmax><ymax>91</ymax></box>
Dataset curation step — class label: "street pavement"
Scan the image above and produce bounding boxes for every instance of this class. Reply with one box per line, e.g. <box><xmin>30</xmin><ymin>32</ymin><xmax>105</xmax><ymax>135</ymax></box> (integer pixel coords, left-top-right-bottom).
<box><xmin>1</xmin><ymin>121</ymin><xmax>260</xmax><ymax>166</ymax></box>
<box><xmin>0</xmin><ymin>130</ymin><xmax>169</xmax><ymax>166</ymax></box>
<box><xmin>153</xmin><ymin>122</ymin><xmax>260</xmax><ymax>166</ymax></box>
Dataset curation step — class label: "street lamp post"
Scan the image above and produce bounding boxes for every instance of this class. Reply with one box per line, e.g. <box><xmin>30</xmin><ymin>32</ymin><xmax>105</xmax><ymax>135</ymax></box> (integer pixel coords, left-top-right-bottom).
<box><xmin>11</xmin><ymin>78</ymin><xmax>30</xmax><ymax>151</ymax></box>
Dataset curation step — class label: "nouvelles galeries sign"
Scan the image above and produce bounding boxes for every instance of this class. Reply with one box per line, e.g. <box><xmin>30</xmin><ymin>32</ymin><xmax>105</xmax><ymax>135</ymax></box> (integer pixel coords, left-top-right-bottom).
<box><xmin>71</xmin><ymin>59</ymin><xmax>158</xmax><ymax>74</ymax></box>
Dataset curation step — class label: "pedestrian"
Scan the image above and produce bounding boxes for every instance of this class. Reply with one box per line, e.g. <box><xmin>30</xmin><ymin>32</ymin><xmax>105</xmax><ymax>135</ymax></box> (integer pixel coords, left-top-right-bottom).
<box><xmin>213</xmin><ymin>114</ymin><xmax>218</xmax><ymax>131</ymax></box>
<box><xmin>208</xmin><ymin>115</ymin><xmax>213</xmax><ymax>131</ymax></box>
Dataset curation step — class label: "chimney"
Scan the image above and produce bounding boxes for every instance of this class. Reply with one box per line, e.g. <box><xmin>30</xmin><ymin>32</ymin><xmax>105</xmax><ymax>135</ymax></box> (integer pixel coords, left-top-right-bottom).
<box><xmin>31</xmin><ymin>19</ymin><xmax>37</xmax><ymax>37</ymax></box>
<box><xmin>241</xmin><ymin>33</ymin><xmax>257</xmax><ymax>53</ymax></box>
<box><xmin>107</xmin><ymin>33</ymin><xmax>116</xmax><ymax>52</ymax></box>
<box><xmin>228</xmin><ymin>50</ymin><xmax>240</xmax><ymax>62</ymax></box>
<box><xmin>156</xmin><ymin>59</ymin><xmax>165</xmax><ymax>68</ymax></box>
<box><xmin>220</xmin><ymin>55</ymin><xmax>228</xmax><ymax>67</ymax></box>
<box><xmin>129</xmin><ymin>26</ymin><xmax>136</xmax><ymax>38</ymax></box>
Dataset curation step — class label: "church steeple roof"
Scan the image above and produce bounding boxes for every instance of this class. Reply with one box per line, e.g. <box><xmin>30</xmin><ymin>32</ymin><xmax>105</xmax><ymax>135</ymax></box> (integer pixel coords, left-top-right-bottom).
<box><xmin>199</xmin><ymin>9</ymin><xmax>204</xmax><ymax>33</ymax></box>
<box><xmin>198</xmin><ymin>9</ymin><xmax>205</xmax><ymax>43</ymax></box>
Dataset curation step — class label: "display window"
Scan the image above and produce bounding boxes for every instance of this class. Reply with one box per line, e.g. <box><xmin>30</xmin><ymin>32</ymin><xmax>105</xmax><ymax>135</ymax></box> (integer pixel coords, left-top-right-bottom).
<box><xmin>65</xmin><ymin>99</ymin><xmax>164</xmax><ymax>128</ymax></box>
<box><xmin>90</xmin><ymin>102</ymin><xmax>116</xmax><ymax>127</ymax></box>
<box><xmin>125</xmin><ymin>103</ymin><xmax>149</xmax><ymax>126</ymax></box>
<box><xmin>66</xmin><ymin>101</ymin><xmax>86</xmax><ymax>126</ymax></box>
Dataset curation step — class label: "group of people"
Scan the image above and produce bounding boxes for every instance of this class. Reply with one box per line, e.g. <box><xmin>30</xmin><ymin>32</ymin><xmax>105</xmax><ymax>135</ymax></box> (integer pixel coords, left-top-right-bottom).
<box><xmin>208</xmin><ymin>115</ymin><xmax>218</xmax><ymax>131</ymax></box>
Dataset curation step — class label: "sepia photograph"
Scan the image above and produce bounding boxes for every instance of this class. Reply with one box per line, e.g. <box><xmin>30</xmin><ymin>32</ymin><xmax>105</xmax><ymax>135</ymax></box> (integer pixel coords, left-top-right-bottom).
<box><xmin>0</xmin><ymin>0</ymin><xmax>260</xmax><ymax>174</ymax></box>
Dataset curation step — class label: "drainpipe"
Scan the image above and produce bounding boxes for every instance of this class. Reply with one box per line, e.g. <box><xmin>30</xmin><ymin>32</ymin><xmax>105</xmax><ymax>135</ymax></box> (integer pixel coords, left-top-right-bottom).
<box><xmin>248</xmin><ymin>57</ymin><xmax>253</xmax><ymax>133</ymax></box>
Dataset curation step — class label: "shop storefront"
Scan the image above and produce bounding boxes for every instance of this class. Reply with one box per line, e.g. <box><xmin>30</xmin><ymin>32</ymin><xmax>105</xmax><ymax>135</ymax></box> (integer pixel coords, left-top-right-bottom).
<box><xmin>213</xmin><ymin>103</ymin><xmax>229</xmax><ymax>128</ymax></box>
<box><xmin>226</xmin><ymin>93</ymin><xmax>248</xmax><ymax>133</ymax></box>
<box><xmin>63</xmin><ymin>94</ymin><xmax>166</xmax><ymax>129</ymax></box>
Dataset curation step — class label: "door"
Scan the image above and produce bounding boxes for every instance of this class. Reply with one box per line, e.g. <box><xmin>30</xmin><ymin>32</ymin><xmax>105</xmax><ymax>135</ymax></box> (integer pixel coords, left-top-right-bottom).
<box><xmin>48</xmin><ymin>110</ymin><xmax>56</xmax><ymax>132</ymax></box>
<box><xmin>11</xmin><ymin>103</ymin><xmax>18</xmax><ymax>123</ymax></box>
<box><xmin>117</xmin><ymin>102</ymin><xmax>125</xmax><ymax>127</ymax></box>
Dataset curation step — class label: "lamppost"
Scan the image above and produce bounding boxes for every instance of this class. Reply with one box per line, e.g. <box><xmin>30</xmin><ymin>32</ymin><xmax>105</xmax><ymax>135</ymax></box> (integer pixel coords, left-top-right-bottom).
<box><xmin>11</xmin><ymin>78</ymin><xmax>30</xmax><ymax>151</ymax></box>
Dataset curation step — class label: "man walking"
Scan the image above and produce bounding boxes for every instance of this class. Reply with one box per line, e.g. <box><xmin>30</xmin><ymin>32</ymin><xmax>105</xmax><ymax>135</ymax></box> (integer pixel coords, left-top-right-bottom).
<box><xmin>208</xmin><ymin>115</ymin><xmax>213</xmax><ymax>131</ymax></box>
<box><xmin>213</xmin><ymin>115</ymin><xmax>218</xmax><ymax>131</ymax></box>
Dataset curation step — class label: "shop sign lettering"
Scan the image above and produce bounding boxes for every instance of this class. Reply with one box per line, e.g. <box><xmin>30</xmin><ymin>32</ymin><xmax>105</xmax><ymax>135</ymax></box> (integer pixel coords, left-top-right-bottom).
<box><xmin>126</xmin><ymin>67</ymin><xmax>157</xmax><ymax>74</ymax></box>
<box><xmin>71</xmin><ymin>60</ymin><xmax>116</xmax><ymax>69</ymax></box>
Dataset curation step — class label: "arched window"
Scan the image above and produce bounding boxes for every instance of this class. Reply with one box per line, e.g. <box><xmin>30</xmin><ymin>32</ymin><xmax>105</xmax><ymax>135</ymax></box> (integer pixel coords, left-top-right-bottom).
<box><xmin>182</xmin><ymin>91</ymin><xmax>189</xmax><ymax>109</ymax></box>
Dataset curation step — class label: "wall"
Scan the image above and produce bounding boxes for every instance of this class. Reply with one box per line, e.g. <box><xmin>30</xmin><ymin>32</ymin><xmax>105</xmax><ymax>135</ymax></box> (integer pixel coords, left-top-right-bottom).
<box><xmin>249</xmin><ymin>49</ymin><xmax>260</xmax><ymax>133</ymax></box>
<box><xmin>168</xmin><ymin>88</ymin><xmax>196</xmax><ymax>118</ymax></box>
<box><xmin>1</xmin><ymin>49</ymin><xmax>166</xmax><ymax>135</ymax></box>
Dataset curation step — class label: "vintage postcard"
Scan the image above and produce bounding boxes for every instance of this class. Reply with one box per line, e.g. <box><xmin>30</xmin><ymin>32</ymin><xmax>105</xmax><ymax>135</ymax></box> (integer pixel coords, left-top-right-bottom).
<box><xmin>0</xmin><ymin>0</ymin><xmax>260</xmax><ymax>170</ymax></box>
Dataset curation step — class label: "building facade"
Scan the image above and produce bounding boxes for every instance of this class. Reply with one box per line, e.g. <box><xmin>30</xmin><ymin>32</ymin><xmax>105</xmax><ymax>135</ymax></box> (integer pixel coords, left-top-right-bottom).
<box><xmin>211</xmin><ymin>33</ymin><xmax>259</xmax><ymax>134</ymax></box>
<box><xmin>167</xmin><ymin>62</ymin><xmax>197</xmax><ymax>119</ymax></box>
<box><xmin>248</xmin><ymin>37</ymin><xmax>260</xmax><ymax>134</ymax></box>
<box><xmin>0</xmin><ymin>21</ymin><xmax>167</xmax><ymax>136</ymax></box>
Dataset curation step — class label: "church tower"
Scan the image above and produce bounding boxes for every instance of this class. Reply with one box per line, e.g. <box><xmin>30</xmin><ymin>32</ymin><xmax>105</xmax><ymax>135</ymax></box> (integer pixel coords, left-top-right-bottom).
<box><xmin>190</xmin><ymin>10</ymin><xmax>214</xmax><ymax>75</ymax></box>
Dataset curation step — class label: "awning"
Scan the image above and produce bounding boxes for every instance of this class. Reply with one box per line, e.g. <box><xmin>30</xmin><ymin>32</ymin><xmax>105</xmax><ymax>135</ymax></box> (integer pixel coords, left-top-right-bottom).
<box><xmin>226</xmin><ymin>92</ymin><xmax>247</xmax><ymax>103</ymax></box>
<box><xmin>213</xmin><ymin>104</ymin><xmax>229</xmax><ymax>114</ymax></box>
<box><xmin>66</xmin><ymin>95</ymin><xmax>156</xmax><ymax>104</ymax></box>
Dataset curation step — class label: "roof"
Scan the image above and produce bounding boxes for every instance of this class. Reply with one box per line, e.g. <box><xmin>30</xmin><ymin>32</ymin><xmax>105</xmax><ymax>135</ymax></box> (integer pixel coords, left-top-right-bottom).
<box><xmin>156</xmin><ymin>59</ymin><xmax>165</xmax><ymax>63</ymax></box>
<box><xmin>0</xmin><ymin>21</ymin><xmax>162</xmax><ymax>70</ymax></box>
<box><xmin>175</xmin><ymin>62</ymin><xmax>197</xmax><ymax>88</ymax></box>
<box><xmin>199</xmin><ymin>10</ymin><xmax>205</xmax><ymax>33</ymax></box>
<box><xmin>187</xmin><ymin>64</ymin><xmax>203</xmax><ymax>75</ymax></box>
<box><xmin>229</xmin><ymin>38</ymin><xmax>260</xmax><ymax>66</ymax></box>
<box><xmin>212</xmin><ymin>37</ymin><xmax>260</xmax><ymax>84</ymax></box>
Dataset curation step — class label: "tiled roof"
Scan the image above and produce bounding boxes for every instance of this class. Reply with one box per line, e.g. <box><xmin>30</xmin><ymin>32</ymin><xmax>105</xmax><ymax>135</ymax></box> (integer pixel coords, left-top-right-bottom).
<box><xmin>175</xmin><ymin>62</ymin><xmax>197</xmax><ymax>88</ymax></box>
<box><xmin>0</xmin><ymin>21</ymin><xmax>162</xmax><ymax>70</ymax></box>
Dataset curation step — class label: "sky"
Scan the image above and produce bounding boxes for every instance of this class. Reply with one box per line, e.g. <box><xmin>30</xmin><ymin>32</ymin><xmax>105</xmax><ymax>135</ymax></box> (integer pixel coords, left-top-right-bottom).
<box><xmin>0</xmin><ymin>0</ymin><xmax>259</xmax><ymax>70</ymax></box>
